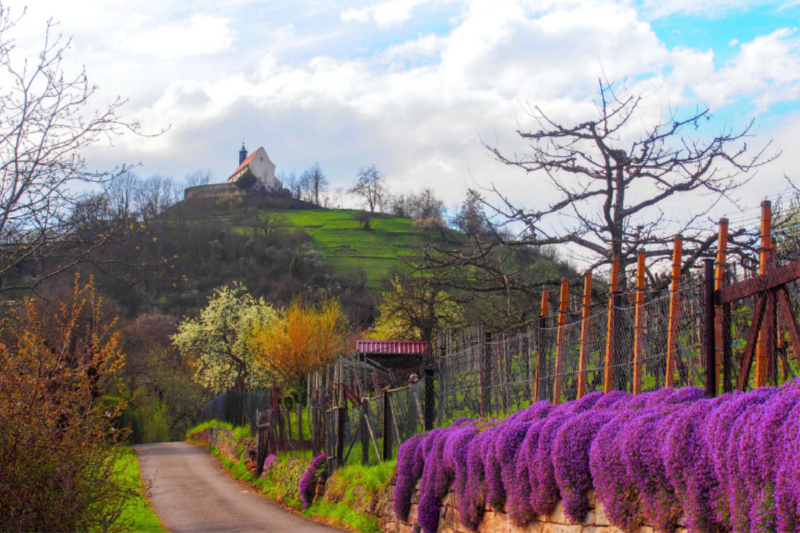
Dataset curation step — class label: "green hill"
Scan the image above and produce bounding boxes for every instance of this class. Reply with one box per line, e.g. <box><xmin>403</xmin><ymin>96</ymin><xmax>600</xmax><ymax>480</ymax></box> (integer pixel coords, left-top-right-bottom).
<box><xmin>283</xmin><ymin>209</ymin><xmax>418</xmax><ymax>293</ymax></box>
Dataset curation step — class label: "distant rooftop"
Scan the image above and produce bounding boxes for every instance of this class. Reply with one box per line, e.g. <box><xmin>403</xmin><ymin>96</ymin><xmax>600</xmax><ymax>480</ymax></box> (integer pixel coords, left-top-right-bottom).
<box><xmin>356</xmin><ymin>340</ymin><xmax>429</xmax><ymax>355</ymax></box>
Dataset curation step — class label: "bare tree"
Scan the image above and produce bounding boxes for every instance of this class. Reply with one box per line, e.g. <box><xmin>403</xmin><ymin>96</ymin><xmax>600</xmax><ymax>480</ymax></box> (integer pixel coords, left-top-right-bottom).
<box><xmin>184</xmin><ymin>168</ymin><xmax>213</xmax><ymax>188</ymax></box>
<box><xmin>301</xmin><ymin>163</ymin><xmax>328</xmax><ymax>206</ymax></box>
<box><xmin>349</xmin><ymin>165</ymin><xmax>386</xmax><ymax>212</ymax></box>
<box><xmin>103</xmin><ymin>171</ymin><xmax>140</xmax><ymax>219</ymax></box>
<box><xmin>415</xmin><ymin>81</ymin><xmax>775</xmax><ymax>304</ymax></box>
<box><xmin>0</xmin><ymin>10</ymin><xmax>151</xmax><ymax>293</ymax></box>
<box><xmin>135</xmin><ymin>175</ymin><xmax>177</xmax><ymax>222</ymax></box>
<box><xmin>451</xmin><ymin>192</ymin><xmax>489</xmax><ymax>238</ymax></box>
<box><xmin>408</xmin><ymin>187</ymin><xmax>444</xmax><ymax>221</ymax></box>
<box><xmin>279</xmin><ymin>171</ymin><xmax>301</xmax><ymax>199</ymax></box>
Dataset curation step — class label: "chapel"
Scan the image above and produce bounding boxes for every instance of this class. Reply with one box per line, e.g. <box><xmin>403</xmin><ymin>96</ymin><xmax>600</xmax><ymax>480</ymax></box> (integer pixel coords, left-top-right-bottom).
<box><xmin>227</xmin><ymin>143</ymin><xmax>282</xmax><ymax>192</ymax></box>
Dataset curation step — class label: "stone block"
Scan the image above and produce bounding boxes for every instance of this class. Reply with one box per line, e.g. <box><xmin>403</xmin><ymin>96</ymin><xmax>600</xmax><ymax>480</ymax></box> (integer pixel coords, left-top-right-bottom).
<box><xmin>595</xmin><ymin>502</ymin><xmax>611</xmax><ymax>526</ymax></box>
<box><xmin>582</xmin><ymin>510</ymin><xmax>596</xmax><ymax>525</ymax></box>
<box><xmin>522</xmin><ymin>522</ymin><xmax>545</xmax><ymax>533</ymax></box>
<box><xmin>442</xmin><ymin>491</ymin><xmax>455</xmax><ymax>506</ymax></box>
<box><xmin>638</xmin><ymin>527</ymin><xmax>654</xmax><ymax>533</ymax></box>
<box><xmin>548</xmin><ymin>501</ymin><xmax>569</xmax><ymax>524</ymax></box>
<box><xmin>586</xmin><ymin>490</ymin><xmax>596</xmax><ymax>508</ymax></box>
<box><xmin>408</xmin><ymin>504</ymin><xmax>418</xmax><ymax>524</ymax></box>
<box><xmin>440</xmin><ymin>505</ymin><xmax>460</xmax><ymax>531</ymax></box>
<box><xmin>548</xmin><ymin>525</ymin><xmax>581</xmax><ymax>533</ymax></box>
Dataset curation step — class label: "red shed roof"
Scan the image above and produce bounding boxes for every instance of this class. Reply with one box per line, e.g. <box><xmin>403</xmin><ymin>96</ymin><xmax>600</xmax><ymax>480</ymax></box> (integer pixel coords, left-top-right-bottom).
<box><xmin>356</xmin><ymin>340</ymin><xmax>429</xmax><ymax>355</ymax></box>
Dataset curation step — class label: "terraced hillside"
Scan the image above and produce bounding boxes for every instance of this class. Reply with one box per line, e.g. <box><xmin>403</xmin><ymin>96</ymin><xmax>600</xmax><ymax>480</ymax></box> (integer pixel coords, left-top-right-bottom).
<box><xmin>283</xmin><ymin>209</ymin><xmax>419</xmax><ymax>293</ymax></box>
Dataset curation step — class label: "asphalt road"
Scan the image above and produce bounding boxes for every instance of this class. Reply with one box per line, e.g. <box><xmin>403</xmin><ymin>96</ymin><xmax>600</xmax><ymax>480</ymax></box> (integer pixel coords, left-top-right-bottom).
<box><xmin>138</xmin><ymin>442</ymin><xmax>342</xmax><ymax>533</ymax></box>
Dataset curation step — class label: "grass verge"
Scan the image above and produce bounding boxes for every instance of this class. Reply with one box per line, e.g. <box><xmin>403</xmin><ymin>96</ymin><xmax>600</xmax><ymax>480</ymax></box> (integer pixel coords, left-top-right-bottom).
<box><xmin>116</xmin><ymin>446</ymin><xmax>168</xmax><ymax>533</ymax></box>
<box><xmin>187</xmin><ymin>424</ymin><xmax>394</xmax><ymax>533</ymax></box>
<box><xmin>185</xmin><ymin>419</ymin><xmax>251</xmax><ymax>440</ymax></box>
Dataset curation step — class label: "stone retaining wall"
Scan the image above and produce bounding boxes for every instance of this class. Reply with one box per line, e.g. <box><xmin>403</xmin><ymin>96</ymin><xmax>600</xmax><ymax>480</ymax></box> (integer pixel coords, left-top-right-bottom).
<box><xmin>376</xmin><ymin>479</ymin><xmax>688</xmax><ymax>533</ymax></box>
<box><xmin>188</xmin><ymin>427</ymin><xmax>255</xmax><ymax>464</ymax></box>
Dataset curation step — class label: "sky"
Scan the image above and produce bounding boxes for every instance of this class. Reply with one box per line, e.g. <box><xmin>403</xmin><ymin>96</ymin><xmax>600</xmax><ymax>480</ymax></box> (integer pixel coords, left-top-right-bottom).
<box><xmin>7</xmin><ymin>0</ymin><xmax>800</xmax><ymax>233</ymax></box>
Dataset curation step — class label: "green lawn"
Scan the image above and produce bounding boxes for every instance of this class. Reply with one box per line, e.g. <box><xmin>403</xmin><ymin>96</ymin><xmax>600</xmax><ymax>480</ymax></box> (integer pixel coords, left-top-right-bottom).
<box><xmin>117</xmin><ymin>446</ymin><xmax>168</xmax><ymax>532</ymax></box>
<box><xmin>283</xmin><ymin>209</ymin><xmax>419</xmax><ymax>293</ymax></box>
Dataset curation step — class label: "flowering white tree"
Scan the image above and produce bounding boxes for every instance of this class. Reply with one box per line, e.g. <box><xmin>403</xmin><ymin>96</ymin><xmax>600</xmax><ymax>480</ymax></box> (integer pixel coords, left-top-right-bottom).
<box><xmin>172</xmin><ymin>283</ymin><xmax>277</xmax><ymax>393</ymax></box>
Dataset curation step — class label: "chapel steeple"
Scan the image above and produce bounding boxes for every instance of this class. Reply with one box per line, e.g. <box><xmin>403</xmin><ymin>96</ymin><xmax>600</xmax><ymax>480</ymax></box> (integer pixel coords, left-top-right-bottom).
<box><xmin>239</xmin><ymin>142</ymin><xmax>248</xmax><ymax>165</ymax></box>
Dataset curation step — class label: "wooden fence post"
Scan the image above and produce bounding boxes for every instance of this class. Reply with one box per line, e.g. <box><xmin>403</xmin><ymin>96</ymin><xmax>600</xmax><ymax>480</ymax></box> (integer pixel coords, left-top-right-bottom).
<box><xmin>632</xmin><ymin>249</ymin><xmax>646</xmax><ymax>394</ymax></box>
<box><xmin>715</xmin><ymin>218</ymin><xmax>728</xmax><ymax>389</ymax></box>
<box><xmin>577</xmin><ymin>272</ymin><xmax>592</xmax><ymax>399</ymax></box>
<box><xmin>704</xmin><ymin>258</ymin><xmax>717</xmax><ymax>396</ymax></box>
<box><xmin>756</xmin><ymin>201</ymin><xmax>772</xmax><ymax>387</ymax></box>
<box><xmin>553</xmin><ymin>278</ymin><xmax>569</xmax><ymax>404</ymax></box>
<box><xmin>604</xmin><ymin>257</ymin><xmax>620</xmax><ymax>393</ymax></box>
<box><xmin>534</xmin><ymin>288</ymin><xmax>549</xmax><ymax>401</ymax></box>
<box><xmin>666</xmin><ymin>236</ymin><xmax>683</xmax><ymax>388</ymax></box>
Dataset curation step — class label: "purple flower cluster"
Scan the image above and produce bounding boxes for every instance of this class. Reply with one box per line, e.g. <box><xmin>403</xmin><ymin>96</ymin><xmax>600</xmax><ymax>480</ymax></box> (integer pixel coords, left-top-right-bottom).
<box><xmin>263</xmin><ymin>454</ymin><xmax>279</xmax><ymax>474</ymax></box>
<box><xmin>299</xmin><ymin>453</ymin><xmax>327</xmax><ymax>509</ymax></box>
<box><xmin>393</xmin><ymin>381</ymin><xmax>800</xmax><ymax>533</ymax></box>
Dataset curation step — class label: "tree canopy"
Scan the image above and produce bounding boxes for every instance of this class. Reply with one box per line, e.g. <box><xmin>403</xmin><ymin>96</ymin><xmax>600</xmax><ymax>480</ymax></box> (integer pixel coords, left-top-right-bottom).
<box><xmin>247</xmin><ymin>298</ymin><xmax>349</xmax><ymax>387</ymax></box>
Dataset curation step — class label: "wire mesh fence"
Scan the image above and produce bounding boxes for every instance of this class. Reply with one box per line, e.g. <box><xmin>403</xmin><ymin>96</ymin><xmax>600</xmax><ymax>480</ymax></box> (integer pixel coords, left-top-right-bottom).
<box><xmin>200</xmin><ymin>247</ymin><xmax>800</xmax><ymax>473</ymax></box>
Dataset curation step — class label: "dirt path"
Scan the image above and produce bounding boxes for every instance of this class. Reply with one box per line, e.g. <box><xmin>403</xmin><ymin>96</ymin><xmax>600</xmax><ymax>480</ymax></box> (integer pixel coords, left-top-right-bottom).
<box><xmin>138</xmin><ymin>442</ymin><xmax>342</xmax><ymax>533</ymax></box>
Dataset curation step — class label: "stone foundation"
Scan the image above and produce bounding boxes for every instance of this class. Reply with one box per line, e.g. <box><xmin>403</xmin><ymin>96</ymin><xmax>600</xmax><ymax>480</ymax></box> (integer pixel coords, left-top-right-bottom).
<box><xmin>377</xmin><ymin>480</ymin><xmax>688</xmax><ymax>533</ymax></box>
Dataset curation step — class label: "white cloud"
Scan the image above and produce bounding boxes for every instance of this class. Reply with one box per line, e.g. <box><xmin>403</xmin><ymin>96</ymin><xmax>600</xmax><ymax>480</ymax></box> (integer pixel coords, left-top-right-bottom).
<box><xmin>341</xmin><ymin>0</ymin><xmax>441</xmax><ymax>26</ymax></box>
<box><xmin>13</xmin><ymin>0</ymin><xmax>796</xmax><ymax>223</ymax></box>
<box><xmin>668</xmin><ymin>29</ymin><xmax>800</xmax><ymax>110</ymax></box>
<box><xmin>116</xmin><ymin>14</ymin><xmax>235</xmax><ymax>58</ymax></box>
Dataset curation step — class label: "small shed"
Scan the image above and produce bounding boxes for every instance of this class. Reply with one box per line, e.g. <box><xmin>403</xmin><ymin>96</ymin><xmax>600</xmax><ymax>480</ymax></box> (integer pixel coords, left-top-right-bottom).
<box><xmin>356</xmin><ymin>340</ymin><xmax>429</xmax><ymax>374</ymax></box>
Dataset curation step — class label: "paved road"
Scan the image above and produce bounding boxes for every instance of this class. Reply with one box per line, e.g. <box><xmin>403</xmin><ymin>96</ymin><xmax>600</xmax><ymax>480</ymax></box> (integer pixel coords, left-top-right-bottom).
<box><xmin>138</xmin><ymin>442</ymin><xmax>342</xmax><ymax>533</ymax></box>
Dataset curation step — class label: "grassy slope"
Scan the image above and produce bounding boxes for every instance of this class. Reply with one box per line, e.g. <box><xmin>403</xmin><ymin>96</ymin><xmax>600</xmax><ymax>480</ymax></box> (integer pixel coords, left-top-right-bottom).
<box><xmin>283</xmin><ymin>209</ymin><xmax>418</xmax><ymax>293</ymax></box>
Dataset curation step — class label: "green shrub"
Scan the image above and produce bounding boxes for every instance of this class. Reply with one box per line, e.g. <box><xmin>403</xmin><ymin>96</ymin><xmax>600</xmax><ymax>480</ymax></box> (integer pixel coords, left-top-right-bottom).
<box><xmin>186</xmin><ymin>420</ymin><xmax>251</xmax><ymax>441</ymax></box>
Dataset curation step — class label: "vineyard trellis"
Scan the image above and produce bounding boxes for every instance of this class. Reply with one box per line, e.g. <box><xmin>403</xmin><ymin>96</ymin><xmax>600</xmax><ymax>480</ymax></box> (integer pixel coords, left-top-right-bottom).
<box><xmin>200</xmin><ymin>200</ymin><xmax>800</xmax><ymax>472</ymax></box>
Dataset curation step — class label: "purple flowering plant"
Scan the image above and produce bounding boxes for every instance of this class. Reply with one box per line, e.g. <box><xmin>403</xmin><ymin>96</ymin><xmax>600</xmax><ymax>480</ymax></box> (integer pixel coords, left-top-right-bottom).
<box><xmin>299</xmin><ymin>453</ymin><xmax>327</xmax><ymax>509</ymax></box>
<box><xmin>263</xmin><ymin>454</ymin><xmax>279</xmax><ymax>474</ymax></box>
<box><xmin>392</xmin><ymin>381</ymin><xmax>800</xmax><ymax>533</ymax></box>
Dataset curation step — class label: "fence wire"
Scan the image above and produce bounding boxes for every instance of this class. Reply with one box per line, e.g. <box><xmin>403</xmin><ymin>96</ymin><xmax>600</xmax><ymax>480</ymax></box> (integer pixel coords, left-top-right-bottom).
<box><xmin>201</xmin><ymin>264</ymin><xmax>800</xmax><ymax>472</ymax></box>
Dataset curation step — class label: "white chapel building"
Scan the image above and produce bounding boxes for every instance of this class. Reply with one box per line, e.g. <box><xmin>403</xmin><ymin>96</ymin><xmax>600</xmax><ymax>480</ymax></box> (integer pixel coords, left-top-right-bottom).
<box><xmin>227</xmin><ymin>143</ymin><xmax>282</xmax><ymax>192</ymax></box>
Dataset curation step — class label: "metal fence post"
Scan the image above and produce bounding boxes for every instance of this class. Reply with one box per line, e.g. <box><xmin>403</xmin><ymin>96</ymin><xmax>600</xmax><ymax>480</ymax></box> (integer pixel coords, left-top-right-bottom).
<box><xmin>480</xmin><ymin>332</ymin><xmax>491</xmax><ymax>416</ymax></box>
<box><xmin>577</xmin><ymin>272</ymin><xmax>592</xmax><ymax>399</ymax></box>
<box><xmin>632</xmin><ymin>250</ymin><xmax>646</xmax><ymax>394</ymax></box>
<box><xmin>424</xmin><ymin>368</ymin><xmax>435</xmax><ymax>431</ymax></box>
<box><xmin>382</xmin><ymin>389</ymin><xmax>392</xmax><ymax>461</ymax></box>
<box><xmin>604</xmin><ymin>256</ymin><xmax>620</xmax><ymax>393</ymax></box>
<box><xmin>337</xmin><ymin>406</ymin><xmax>346</xmax><ymax>467</ymax></box>
<box><xmin>553</xmin><ymin>278</ymin><xmax>569</xmax><ymax>405</ymax></box>
<box><xmin>361</xmin><ymin>402</ymin><xmax>369</xmax><ymax>465</ymax></box>
<box><xmin>534</xmin><ymin>288</ymin><xmax>549</xmax><ymax>401</ymax></box>
<box><xmin>704</xmin><ymin>258</ymin><xmax>717</xmax><ymax>397</ymax></box>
